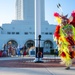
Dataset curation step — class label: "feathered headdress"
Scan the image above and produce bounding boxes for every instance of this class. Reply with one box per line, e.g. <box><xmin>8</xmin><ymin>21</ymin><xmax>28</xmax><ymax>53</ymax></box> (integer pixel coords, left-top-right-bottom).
<box><xmin>53</xmin><ymin>3</ymin><xmax>72</xmax><ymax>24</ymax></box>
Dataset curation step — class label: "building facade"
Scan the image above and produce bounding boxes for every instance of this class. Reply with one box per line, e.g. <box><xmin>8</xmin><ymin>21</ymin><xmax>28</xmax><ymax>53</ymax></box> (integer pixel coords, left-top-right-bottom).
<box><xmin>0</xmin><ymin>0</ymin><xmax>56</xmax><ymax>53</ymax></box>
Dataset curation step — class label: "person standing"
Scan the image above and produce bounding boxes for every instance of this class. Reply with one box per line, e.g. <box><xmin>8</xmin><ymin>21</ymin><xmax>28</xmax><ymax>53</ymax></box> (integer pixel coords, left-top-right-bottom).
<box><xmin>53</xmin><ymin>12</ymin><xmax>75</xmax><ymax>70</ymax></box>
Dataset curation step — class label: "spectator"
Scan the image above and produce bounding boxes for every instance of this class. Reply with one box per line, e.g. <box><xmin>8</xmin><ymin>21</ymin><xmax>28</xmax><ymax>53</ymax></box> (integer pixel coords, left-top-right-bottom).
<box><xmin>0</xmin><ymin>50</ymin><xmax>3</xmax><ymax>57</ymax></box>
<box><xmin>54</xmin><ymin>49</ymin><xmax>58</xmax><ymax>56</ymax></box>
<box><xmin>2</xmin><ymin>50</ymin><xmax>7</xmax><ymax>57</ymax></box>
<box><xmin>23</xmin><ymin>51</ymin><xmax>26</xmax><ymax>57</ymax></box>
<box><xmin>17</xmin><ymin>46</ymin><xmax>21</xmax><ymax>57</ymax></box>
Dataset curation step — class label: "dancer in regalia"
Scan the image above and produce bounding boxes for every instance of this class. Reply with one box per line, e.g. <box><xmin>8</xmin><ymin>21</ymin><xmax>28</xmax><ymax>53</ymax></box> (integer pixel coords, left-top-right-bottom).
<box><xmin>53</xmin><ymin>10</ymin><xmax>75</xmax><ymax>70</ymax></box>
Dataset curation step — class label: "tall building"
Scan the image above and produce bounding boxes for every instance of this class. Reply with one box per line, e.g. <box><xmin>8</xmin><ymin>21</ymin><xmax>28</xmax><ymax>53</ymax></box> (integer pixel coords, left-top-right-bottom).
<box><xmin>16</xmin><ymin>0</ymin><xmax>45</xmax><ymax>21</ymax></box>
<box><xmin>0</xmin><ymin>0</ymin><xmax>56</xmax><ymax>54</ymax></box>
<box><xmin>16</xmin><ymin>0</ymin><xmax>23</xmax><ymax>20</ymax></box>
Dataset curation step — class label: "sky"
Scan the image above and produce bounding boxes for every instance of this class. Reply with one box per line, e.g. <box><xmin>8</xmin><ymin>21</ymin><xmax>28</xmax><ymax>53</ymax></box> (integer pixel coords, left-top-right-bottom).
<box><xmin>0</xmin><ymin>0</ymin><xmax>16</xmax><ymax>26</ymax></box>
<box><xmin>0</xmin><ymin>0</ymin><xmax>75</xmax><ymax>26</ymax></box>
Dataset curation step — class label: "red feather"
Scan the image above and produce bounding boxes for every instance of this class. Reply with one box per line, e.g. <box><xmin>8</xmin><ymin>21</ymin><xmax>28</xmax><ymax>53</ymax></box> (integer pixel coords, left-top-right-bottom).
<box><xmin>60</xmin><ymin>52</ymin><xmax>66</xmax><ymax>57</ymax></box>
<box><xmin>54</xmin><ymin>25</ymin><xmax>60</xmax><ymax>39</ymax></box>
<box><xmin>54</xmin><ymin>12</ymin><xmax>60</xmax><ymax>17</ymax></box>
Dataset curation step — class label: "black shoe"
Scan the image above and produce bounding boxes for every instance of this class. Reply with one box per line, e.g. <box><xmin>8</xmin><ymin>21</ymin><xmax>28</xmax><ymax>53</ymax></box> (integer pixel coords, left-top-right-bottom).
<box><xmin>65</xmin><ymin>67</ymin><xmax>70</xmax><ymax>70</ymax></box>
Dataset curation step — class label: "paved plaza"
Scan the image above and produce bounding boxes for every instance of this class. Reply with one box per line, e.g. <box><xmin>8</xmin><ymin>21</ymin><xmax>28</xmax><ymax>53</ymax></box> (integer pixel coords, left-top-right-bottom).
<box><xmin>0</xmin><ymin>67</ymin><xmax>75</xmax><ymax>75</ymax></box>
<box><xmin>0</xmin><ymin>56</ymin><xmax>75</xmax><ymax>75</ymax></box>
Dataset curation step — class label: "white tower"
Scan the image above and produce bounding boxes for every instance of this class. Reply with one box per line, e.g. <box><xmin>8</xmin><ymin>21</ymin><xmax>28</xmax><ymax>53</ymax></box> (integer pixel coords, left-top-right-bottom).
<box><xmin>16</xmin><ymin>0</ymin><xmax>45</xmax><ymax>21</ymax></box>
<box><xmin>16</xmin><ymin>0</ymin><xmax>23</xmax><ymax>20</ymax></box>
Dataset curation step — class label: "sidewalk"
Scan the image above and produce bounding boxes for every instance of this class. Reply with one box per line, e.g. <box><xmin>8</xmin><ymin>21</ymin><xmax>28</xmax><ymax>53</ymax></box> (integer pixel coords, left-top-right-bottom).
<box><xmin>0</xmin><ymin>67</ymin><xmax>75</xmax><ymax>75</ymax></box>
<box><xmin>0</xmin><ymin>57</ymin><xmax>75</xmax><ymax>75</ymax></box>
<box><xmin>0</xmin><ymin>56</ymin><xmax>75</xmax><ymax>75</ymax></box>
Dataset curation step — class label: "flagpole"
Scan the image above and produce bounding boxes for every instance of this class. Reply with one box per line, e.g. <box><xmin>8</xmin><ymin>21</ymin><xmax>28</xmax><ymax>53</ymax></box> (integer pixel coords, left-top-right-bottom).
<box><xmin>34</xmin><ymin>0</ymin><xmax>43</xmax><ymax>63</ymax></box>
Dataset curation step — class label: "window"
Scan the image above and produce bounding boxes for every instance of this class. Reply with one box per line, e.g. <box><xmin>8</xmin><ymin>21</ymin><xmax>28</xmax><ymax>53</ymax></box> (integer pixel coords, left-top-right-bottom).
<box><xmin>45</xmin><ymin>32</ymin><xmax>48</xmax><ymax>35</ymax></box>
<box><xmin>49</xmin><ymin>32</ymin><xmax>52</xmax><ymax>35</ymax></box>
<box><xmin>24</xmin><ymin>32</ymin><xmax>28</xmax><ymax>35</ymax></box>
<box><xmin>16</xmin><ymin>32</ymin><xmax>19</xmax><ymax>34</ymax></box>
<box><xmin>12</xmin><ymin>32</ymin><xmax>15</xmax><ymax>34</ymax></box>
<box><xmin>7</xmin><ymin>32</ymin><xmax>11</xmax><ymax>34</ymax></box>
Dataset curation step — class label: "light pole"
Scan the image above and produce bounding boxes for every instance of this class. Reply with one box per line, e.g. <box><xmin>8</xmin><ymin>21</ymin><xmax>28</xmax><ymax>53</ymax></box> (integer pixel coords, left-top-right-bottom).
<box><xmin>38</xmin><ymin>35</ymin><xmax>41</xmax><ymax>61</ymax></box>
